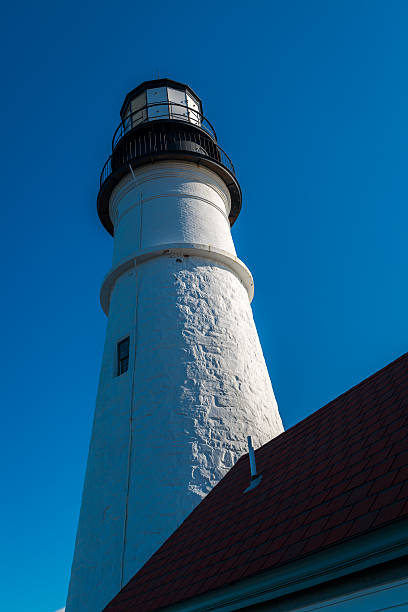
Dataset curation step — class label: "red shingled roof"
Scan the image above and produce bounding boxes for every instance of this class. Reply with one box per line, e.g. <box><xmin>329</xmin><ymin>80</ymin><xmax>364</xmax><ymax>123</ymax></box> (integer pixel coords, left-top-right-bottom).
<box><xmin>104</xmin><ymin>353</ymin><xmax>408</xmax><ymax>611</ymax></box>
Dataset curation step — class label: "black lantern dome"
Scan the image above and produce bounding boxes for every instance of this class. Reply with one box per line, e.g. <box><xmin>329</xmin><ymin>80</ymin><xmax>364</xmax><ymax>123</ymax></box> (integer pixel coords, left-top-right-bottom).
<box><xmin>97</xmin><ymin>79</ymin><xmax>241</xmax><ymax>235</ymax></box>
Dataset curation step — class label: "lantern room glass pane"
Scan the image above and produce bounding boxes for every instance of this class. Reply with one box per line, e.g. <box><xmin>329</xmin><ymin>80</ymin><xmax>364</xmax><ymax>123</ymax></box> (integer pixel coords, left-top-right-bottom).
<box><xmin>147</xmin><ymin>87</ymin><xmax>169</xmax><ymax>120</ymax></box>
<box><xmin>123</xmin><ymin>92</ymin><xmax>147</xmax><ymax>132</ymax></box>
<box><xmin>168</xmin><ymin>88</ymin><xmax>188</xmax><ymax>121</ymax></box>
<box><xmin>187</xmin><ymin>92</ymin><xmax>201</xmax><ymax>126</ymax></box>
<box><xmin>123</xmin><ymin>103</ymin><xmax>131</xmax><ymax>131</ymax></box>
<box><xmin>130</xmin><ymin>92</ymin><xmax>147</xmax><ymax>127</ymax></box>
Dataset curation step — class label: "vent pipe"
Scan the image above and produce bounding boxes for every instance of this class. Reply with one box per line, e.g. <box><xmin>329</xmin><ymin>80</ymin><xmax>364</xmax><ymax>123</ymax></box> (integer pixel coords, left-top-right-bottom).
<box><xmin>244</xmin><ymin>436</ymin><xmax>262</xmax><ymax>493</ymax></box>
<box><xmin>248</xmin><ymin>436</ymin><xmax>257</xmax><ymax>479</ymax></box>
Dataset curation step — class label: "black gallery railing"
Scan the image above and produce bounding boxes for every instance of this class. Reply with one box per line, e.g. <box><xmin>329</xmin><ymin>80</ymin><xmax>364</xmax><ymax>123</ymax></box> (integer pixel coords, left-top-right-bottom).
<box><xmin>100</xmin><ymin>126</ymin><xmax>236</xmax><ymax>187</ymax></box>
<box><xmin>112</xmin><ymin>102</ymin><xmax>217</xmax><ymax>148</ymax></box>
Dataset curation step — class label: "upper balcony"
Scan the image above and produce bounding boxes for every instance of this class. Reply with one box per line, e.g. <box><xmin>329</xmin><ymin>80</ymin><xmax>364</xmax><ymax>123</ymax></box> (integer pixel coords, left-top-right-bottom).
<box><xmin>97</xmin><ymin>79</ymin><xmax>241</xmax><ymax>236</ymax></box>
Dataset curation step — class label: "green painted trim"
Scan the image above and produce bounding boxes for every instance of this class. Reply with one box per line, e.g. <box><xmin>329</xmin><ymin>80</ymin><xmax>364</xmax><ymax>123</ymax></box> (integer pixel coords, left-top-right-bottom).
<box><xmin>162</xmin><ymin>519</ymin><xmax>408</xmax><ymax>612</ymax></box>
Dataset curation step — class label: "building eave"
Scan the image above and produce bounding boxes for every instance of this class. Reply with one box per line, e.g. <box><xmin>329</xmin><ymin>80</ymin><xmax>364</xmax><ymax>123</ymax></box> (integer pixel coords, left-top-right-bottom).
<box><xmin>159</xmin><ymin>518</ymin><xmax>408</xmax><ymax>612</ymax></box>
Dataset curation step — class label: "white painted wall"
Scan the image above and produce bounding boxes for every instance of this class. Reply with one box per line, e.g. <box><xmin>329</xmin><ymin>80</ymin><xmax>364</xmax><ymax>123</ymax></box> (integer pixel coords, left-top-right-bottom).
<box><xmin>292</xmin><ymin>576</ymin><xmax>408</xmax><ymax>611</ymax></box>
<box><xmin>110</xmin><ymin>162</ymin><xmax>236</xmax><ymax>267</ymax></box>
<box><xmin>66</xmin><ymin>161</ymin><xmax>283</xmax><ymax>612</ymax></box>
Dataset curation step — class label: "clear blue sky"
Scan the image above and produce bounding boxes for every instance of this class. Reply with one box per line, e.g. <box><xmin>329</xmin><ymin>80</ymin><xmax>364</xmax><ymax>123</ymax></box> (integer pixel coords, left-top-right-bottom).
<box><xmin>1</xmin><ymin>1</ymin><xmax>408</xmax><ymax>610</ymax></box>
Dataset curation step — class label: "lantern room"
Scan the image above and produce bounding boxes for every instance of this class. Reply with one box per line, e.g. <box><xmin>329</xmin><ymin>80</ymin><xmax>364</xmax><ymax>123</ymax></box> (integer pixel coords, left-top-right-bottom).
<box><xmin>120</xmin><ymin>79</ymin><xmax>203</xmax><ymax>133</ymax></box>
<box><xmin>98</xmin><ymin>78</ymin><xmax>242</xmax><ymax>236</ymax></box>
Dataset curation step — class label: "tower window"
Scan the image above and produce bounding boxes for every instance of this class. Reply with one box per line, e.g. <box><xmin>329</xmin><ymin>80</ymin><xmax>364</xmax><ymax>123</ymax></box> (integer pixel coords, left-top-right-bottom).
<box><xmin>117</xmin><ymin>337</ymin><xmax>129</xmax><ymax>376</ymax></box>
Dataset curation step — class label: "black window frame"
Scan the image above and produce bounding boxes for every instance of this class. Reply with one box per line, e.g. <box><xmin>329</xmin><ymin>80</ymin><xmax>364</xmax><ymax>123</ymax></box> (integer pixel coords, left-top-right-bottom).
<box><xmin>117</xmin><ymin>337</ymin><xmax>130</xmax><ymax>376</ymax></box>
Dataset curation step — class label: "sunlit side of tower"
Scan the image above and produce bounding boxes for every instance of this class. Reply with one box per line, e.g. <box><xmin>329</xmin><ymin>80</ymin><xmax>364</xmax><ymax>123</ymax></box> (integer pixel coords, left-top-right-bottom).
<box><xmin>66</xmin><ymin>79</ymin><xmax>284</xmax><ymax>612</ymax></box>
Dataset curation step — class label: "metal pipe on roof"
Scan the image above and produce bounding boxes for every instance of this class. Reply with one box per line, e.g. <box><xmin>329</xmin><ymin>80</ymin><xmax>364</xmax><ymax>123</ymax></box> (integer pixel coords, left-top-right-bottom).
<box><xmin>248</xmin><ymin>436</ymin><xmax>257</xmax><ymax>480</ymax></box>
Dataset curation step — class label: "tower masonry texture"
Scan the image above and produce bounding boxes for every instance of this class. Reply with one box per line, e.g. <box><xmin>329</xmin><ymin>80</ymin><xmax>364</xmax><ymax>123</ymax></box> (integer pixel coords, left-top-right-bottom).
<box><xmin>66</xmin><ymin>80</ymin><xmax>284</xmax><ymax>612</ymax></box>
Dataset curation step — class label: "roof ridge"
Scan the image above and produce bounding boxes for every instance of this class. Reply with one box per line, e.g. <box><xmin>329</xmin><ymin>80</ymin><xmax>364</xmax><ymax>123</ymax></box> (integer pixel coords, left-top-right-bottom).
<box><xmin>255</xmin><ymin>352</ymin><xmax>408</xmax><ymax>457</ymax></box>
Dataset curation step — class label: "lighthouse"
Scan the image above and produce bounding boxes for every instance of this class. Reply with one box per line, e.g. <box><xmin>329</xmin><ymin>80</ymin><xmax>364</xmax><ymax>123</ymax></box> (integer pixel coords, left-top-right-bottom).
<box><xmin>66</xmin><ymin>79</ymin><xmax>284</xmax><ymax>612</ymax></box>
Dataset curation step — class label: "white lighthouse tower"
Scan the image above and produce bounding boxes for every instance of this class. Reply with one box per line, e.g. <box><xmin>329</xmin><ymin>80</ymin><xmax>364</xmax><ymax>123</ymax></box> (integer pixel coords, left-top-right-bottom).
<box><xmin>66</xmin><ymin>79</ymin><xmax>283</xmax><ymax>612</ymax></box>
